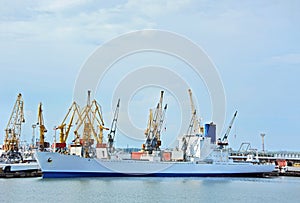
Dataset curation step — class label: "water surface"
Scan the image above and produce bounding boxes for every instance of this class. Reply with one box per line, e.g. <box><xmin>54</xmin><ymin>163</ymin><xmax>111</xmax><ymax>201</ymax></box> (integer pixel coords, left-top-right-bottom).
<box><xmin>1</xmin><ymin>176</ymin><xmax>299</xmax><ymax>203</ymax></box>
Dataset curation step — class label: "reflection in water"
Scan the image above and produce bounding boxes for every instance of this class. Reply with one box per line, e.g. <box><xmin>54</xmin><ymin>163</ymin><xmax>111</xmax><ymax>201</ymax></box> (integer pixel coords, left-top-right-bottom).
<box><xmin>1</xmin><ymin>177</ymin><xmax>300</xmax><ymax>202</ymax></box>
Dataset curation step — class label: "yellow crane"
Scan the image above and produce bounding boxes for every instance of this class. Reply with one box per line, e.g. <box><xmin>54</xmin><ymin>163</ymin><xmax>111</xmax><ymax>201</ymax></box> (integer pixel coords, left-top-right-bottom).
<box><xmin>71</xmin><ymin>91</ymin><xmax>109</xmax><ymax>158</ymax></box>
<box><xmin>144</xmin><ymin>109</ymin><xmax>153</xmax><ymax>136</ymax></box>
<box><xmin>143</xmin><ymin>91</ymin><xmax>167</xmax><ymax>152</ymax></box>
<box><xmin>3</xmin><ymin>93</ymin><xmax>25</xmax><ymax>152</ymax></box>
<box><xmin>56</xmin><ymin>101</ymin><xmax>82</xmax><ymax>149</ymax></box>
<box><xmin>188</xmin><ymin>89</ymin><xmax>203</xmax><ymax>135</ymax></box>
<box><xmin>37</xmin><ymin>102</ymin><xmax>48</xmax><ymax>151</ymax></box>
<box><xmin>143</xmin><ymin>109</ymin><xmax>153</xmax><ymax>150</ymax></box>
<box><xmin>74</xmin><ymin>91</ymin><xmax>109</xmax><ymax>146</ymax></box>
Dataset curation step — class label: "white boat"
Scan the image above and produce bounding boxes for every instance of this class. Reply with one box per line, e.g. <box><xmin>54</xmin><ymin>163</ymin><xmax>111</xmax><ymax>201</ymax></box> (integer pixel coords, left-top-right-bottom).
<box><xmin>0</xmin><ymin>162</ymin><xmax>40</xmax><ymax>172</ymax></box>
<box><xmin>0</xmin><ymin>150</ymin><xmax>40</xmax><ymax>173</ymax></box>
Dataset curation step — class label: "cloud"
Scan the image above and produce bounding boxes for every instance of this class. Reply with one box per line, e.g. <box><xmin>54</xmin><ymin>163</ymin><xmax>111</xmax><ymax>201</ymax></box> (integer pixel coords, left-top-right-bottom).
<box><xmin>268</xmin><ymin>53</ymin><xmax>300</xmax><ymax>65</ymax></box>
<box><xmin>34</xmin><ymin>0</ymin><xmax>91</xmax><ymax>13</ymax></box>
<box><xmin>0</xmin><ymin>0</ymin><xmax>196</xmax><ymax>45</ymax></box>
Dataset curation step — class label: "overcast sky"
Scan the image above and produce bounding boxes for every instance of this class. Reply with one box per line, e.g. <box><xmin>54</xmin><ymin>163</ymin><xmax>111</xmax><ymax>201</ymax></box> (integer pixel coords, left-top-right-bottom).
<box><xmin>0</xmin><ymin>0</ymin><xmax>299</xmax><ymax>151</ymax></box>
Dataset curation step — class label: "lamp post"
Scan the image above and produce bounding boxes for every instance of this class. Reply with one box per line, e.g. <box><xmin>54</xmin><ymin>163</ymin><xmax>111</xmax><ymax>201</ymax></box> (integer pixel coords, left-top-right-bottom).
<box><xmin>53</xmin><ymin>126</ymin><xmax>57</xmax><ymax>152</ymax></box>
<box><xmin>32</xmin><ymin>124</ymin><xmax>36</xmax><ymax>148</ymax></box>
<box><xmin>261</xmin><ymin>133</ymin><xmax>265</xmax><ymax>153</ymax></box>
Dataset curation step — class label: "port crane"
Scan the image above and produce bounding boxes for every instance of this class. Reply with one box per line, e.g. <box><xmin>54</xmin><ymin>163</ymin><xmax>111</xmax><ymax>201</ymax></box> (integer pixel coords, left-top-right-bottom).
<box><xmin>217</xmin><ymin>111</ymin><xmax>238</xmax><ymax>148</ymax></box>
<box><xmin>144</xmin><ymin>109</ymin><xmax>153</xmax><ymax>138</ymax></box>
<box><xmin>107</xmin><ymin>99</ymin><xmax>120</xmax><ymax>153</ymax></box>
<box><xmin>36</xmin><ymin>103</ymin><xmax>48</xmax><ymax>151</ymax></box>
<box><xmin>56</xmin><ymin>101</ymin><xmax>82</xmax><ymax>149</ymax></box>
<box><xmin>143</xmin><ymin>91</ymin><xmax>167</xmax><ymax>153</ymax></box>
<box><xmin>188</xmin><ymin>89</ymin><xmax>202</xmax><ymax>135</ymax></box>
<box><xmin>74</xmin><ymin>91</ymin><xmax>109</xmax><ymax>146</ymax></box>
<box><xmin>69</xmin><ymin>91</ymin><xmax>109</xmax><ymax>158</ymax></box>
<box><xmin>3</xmin><ymin>93</ymin><xmax>25</xmax><ymax>152</ymax></box>
<box><xmin>182</xmin><ymin>89</ymin><xmax>204</xmax><ymax>160</ymax></box>
<box><xmin>182</xmin><ymin>110</ymin><xmax>197</xmax><ymax>154</ymax></box>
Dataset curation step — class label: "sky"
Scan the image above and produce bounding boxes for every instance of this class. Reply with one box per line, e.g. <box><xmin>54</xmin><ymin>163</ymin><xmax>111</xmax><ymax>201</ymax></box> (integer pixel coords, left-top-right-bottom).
<box><xmin>0</xmin><ymin>0</ymin><xmax>299</xmax><ymax>151</ymax></box>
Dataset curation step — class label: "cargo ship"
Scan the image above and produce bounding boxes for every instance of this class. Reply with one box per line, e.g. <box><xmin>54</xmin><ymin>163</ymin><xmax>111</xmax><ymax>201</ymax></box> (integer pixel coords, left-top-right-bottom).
<box><xmin>35</xmin><ymin>90</ymin><xmax>275</xmax><ymax>178</ymax></box>
<box><xmin>35</xmin><ymin>145</ymin><xmax>275</xmax><ymax>178</ymax></box>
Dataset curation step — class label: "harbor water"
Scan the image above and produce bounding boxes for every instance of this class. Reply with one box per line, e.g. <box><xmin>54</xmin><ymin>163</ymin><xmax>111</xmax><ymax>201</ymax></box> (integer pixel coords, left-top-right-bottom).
<box><xmin>1</xmin><ymin>176</ymin><xmax>300</xmax><ymax>203</ymax></box>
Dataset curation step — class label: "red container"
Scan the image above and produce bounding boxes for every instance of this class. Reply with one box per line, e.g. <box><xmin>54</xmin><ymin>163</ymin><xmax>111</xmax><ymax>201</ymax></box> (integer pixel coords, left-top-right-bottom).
<box><xmin>80</xmin><ymin>139</ymin><xmax>94</xmax><ymax>145</ymax></box>
<box><xmin>96</xmin><ymin>143</ymin><xmax>107</xmax><ymax>148</ymax></box>
<box><xmin>277</xmin><ymin>160</ymin><xmax>287</xmax><ymax>167</ymax></box>
<box><xmin>131</xmin><ymin>152</ymin><xmax>143</xmax><ymax>160</ymax></box>
<box><xmin>52</xmin><ymin>142</ymin><xmax>67</xmax><ymax>148</ymax></box>
<box><xmin>162</xmin><ymin>152</ymin><xmax>171</xmax><ymax>161</ymax></box>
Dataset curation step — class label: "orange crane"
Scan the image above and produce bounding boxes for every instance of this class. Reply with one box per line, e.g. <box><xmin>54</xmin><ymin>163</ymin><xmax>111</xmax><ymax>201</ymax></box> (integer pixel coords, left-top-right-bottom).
<box><xmin>3</xmin><ymin>93</ymin><xmax>25</xmax><ymax>152</ymax></box>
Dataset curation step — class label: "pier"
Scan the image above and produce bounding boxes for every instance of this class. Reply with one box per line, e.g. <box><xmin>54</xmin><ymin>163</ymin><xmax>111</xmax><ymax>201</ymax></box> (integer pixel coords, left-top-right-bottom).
<box><xmin>0</xmin><ymin>168</ymin><xmax>42</xmax><ymax>178</ymax></box>
<box><xmin>230</xmin><ymin>145</ymin><xmax>300</xmax><ymax>176</ymax></box>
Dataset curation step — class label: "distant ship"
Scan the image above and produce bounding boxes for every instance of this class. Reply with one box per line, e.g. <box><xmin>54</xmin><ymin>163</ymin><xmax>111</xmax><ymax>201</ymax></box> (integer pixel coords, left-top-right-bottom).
<box><xmin>0</xmin><ymin>94</ymin><xmax>45</xmax><ymax>175</ymax></box>
<box><xmin>35</xmin><ymin>91</ymin><xmax>275</xmax><ymax>178</ymax></box>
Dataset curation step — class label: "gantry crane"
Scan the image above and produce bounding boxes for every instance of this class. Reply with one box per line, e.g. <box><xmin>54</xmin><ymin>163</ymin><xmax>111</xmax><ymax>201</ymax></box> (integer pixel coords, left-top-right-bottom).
<box><xmin>143</xmin><ymin>91</ymin><xmax>167</xmax><ymax>153</ymax></box>
<box><xmin>3</xmin><ymin>93</ymin><xmax>25</xmax><ymax>152</ymax></box>
<box><xmin>107</xmin><ymin>99</ymin><xmax>120</xmax><ymax>153</ymax></box>
<box><xmin>37</xmin><ymin>102</ymin><xmax>48</xmax><ymax>151</ymax></box>
<box><xmin>217</xmin><ymin>111</ymin><xmax>238</xmax><ymax>148</ymax></box>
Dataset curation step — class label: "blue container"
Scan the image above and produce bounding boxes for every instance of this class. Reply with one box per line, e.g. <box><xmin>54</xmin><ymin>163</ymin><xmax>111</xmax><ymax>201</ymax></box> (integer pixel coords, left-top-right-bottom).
<box><xmin>204</xmin><ymin>123</ymin><xmax>216</xmax><ymax>143</ymax></box>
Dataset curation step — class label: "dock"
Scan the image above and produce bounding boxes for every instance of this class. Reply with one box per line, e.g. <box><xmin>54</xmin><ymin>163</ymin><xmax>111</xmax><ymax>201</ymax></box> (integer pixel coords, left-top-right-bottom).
<box><xmin>0</xmin><ymin>169</ymin><xmax>42</xmax><ymax>178</ymax></box>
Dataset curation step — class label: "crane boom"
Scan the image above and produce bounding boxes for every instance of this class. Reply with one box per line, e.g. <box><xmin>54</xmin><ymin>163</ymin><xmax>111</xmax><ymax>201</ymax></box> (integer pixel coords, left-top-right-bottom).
<box><xmin>217</xmin><ymin>111</ymin><xmax>237</xmax><ymax>147</ymax></box>
<box><xmin>188</xmin><ymin>89</ymin><xmax>201</xmax><ymax>134</ymax></box>
<box><xmin>144</xmin><ymin>109</ymin><xmax>153</xmax><ymax>136</ymax></box>
<box><xmin>3</xmin><ymin>93</ymin><xmax>25</xmax><ymax>152</ymax></box>
<box><xmin>153</xmin><ymin>91</ymin><xmax>164</xmax><ymax>137</ymax></box>
<box><xmin>56</xmin><ymin>101</ymin><xmax>81</xmax><ymax>145</ymax></box>
<box><xmin>107</xmin><ymin>99</ymin><xmax>120</xmax><ymax>152</ymax></box>
<box><xmin>37</xmin><ymin>102</ymin><xmax>48</xmax><ymax>151</ymax></box>
<box><xmin>155</xmin><ymin>104</ymin><xmax>167</xmax><ymax>148</ymax></box>
<box><xmin>72</xmin><ymin>91</ymin><xmax>109</xmax><ymax>150</ymax></box>
<box><xmin>143</xmin><ymin>91</ymin><xmax>167</xmax><ymax>152</ymax></box>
